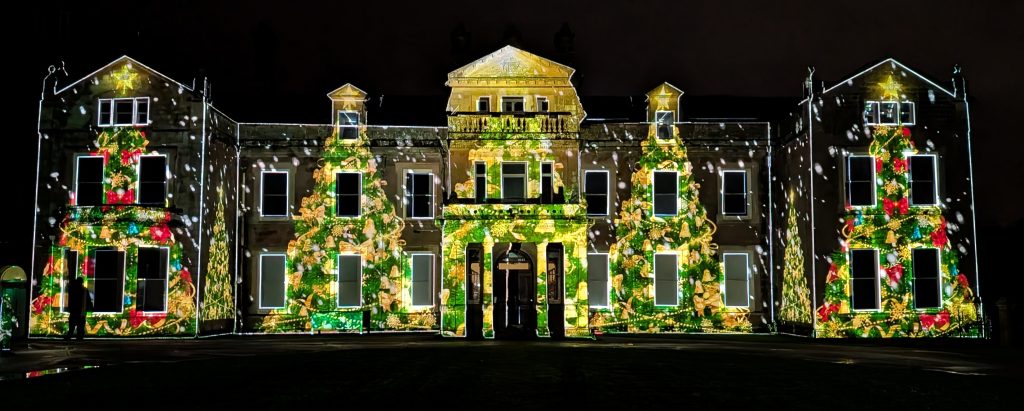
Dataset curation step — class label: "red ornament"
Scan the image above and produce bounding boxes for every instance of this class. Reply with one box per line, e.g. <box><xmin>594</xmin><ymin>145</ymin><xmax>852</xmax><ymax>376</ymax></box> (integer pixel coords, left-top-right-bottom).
<box><xmin>902</xmin><ymin>127</ymin><xmax>911</xmax><ymax>137</ymax></box>
<box><xmin>818</xmin><ymin>302</ymin><xmax>839</xmax><ymax>322</ymax></box>
<box><xmin>957</xmin><ymin>274</ymin><xmax>970</xmax><ymax>289</ymax></box>
<box><xmin>920</xmin><ymin>310</ymin><xmax>951</xmax><ymax>329</ymax></box>
<box><xmin>149</xmin><ymin>224</ymin><xmax>172</xmax><ymax>243</ymax></box>
<box><xmin>129</xmin><ymin>309</ymin><xmax>167</xmax><ymax>328</ymax></box>
<box><xmin>897</xmin><ymin>197</ymin><xmax>909</xmax><ymax>215</ymax></box>
<box><xmin>892</xmin><ymin>158</ymin><xmax>907</xmax><ymax>174</ymax></box>
<box><xmin>181</xmin><ymin>268</ymin><xmax>192</xmax><ymax>285</ymax></box>
<box><xmin>931</xmin><ymin>219</ymin><xmax>948</xmax><ymax>248</ymax></box>
<box><xmin>885</xmin><ymin>264</ymin><xmax>904</xmax><ymax>285</ymax></box>
<box><xmin>883</xmin><ymin>198</ymin><xmax>894</xmax><ymax>216</ymax></box>
<box><xmin>32</xmin><ymin>296</ymin><xmax>52</xmax><ymax>314</ymax></box>
<box><xmin>875</xmin><ymin>158</ymin><xmax>883</xmax><ymax>173</ymax></box>
<box><xmin>826</xmin><ymin>263</ymin><xmax>840</xmax><ymax>283</ymax></box>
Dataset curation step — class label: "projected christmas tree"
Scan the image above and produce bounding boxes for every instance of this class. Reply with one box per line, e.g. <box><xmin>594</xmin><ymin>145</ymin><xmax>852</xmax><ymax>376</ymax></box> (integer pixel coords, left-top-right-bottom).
<box><xmin>202</xmin><ymin>185</ymin><xmax>233</xmax><ymax>321</ymax></box>
<box><xmin>259</xmin><ymin>129</ymin><xmax>436</xmax><ymax>332</ymax></box>
<box><xmin>591</xmin><ymin>124</ymin><xmax>751</xmax><ymax>332</ymax></box>
<box><xmin>815</xmin><ymin>76</ymin><xmax>980</xmax><ymax>338</ymax></box>
<box><xmin>778</xmin><ymin>193</ymin><xmax>812</xmax><ymax>323</ymax></box>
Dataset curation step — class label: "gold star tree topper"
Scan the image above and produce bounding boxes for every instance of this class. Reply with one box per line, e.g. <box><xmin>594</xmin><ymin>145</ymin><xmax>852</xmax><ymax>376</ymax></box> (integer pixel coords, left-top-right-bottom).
<box><xmin>878</xmin><ymin>75</ymin><xmax>903</xmax><ymax>100</ymax></box>
<box><xmin>112</xmin><ymin>64</ymin><xmax>139</xmax><ymax>94</ymax></box>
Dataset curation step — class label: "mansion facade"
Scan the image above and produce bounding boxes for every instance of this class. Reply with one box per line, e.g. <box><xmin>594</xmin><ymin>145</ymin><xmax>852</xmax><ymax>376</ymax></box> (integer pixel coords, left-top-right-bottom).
<box><xmin>25</xmin><ymin>46</ymin><xmax>983</xmax><ymax>339</ymax></box>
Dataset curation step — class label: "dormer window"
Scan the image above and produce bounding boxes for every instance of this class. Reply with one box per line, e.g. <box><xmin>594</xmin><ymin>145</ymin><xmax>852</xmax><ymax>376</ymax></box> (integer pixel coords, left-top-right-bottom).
<box><xmin>536</xmin><ymin>96</ymin><xmax>549</xmax><ymax>112</ymax></box>
<box><xmin>501</xmin><ymin>97</ymin><xmax>525</xmax><ymax>113</ymax></box>
<box><xmin>655</xmin><ymin>111</ymin><xmax>674</xmax><ymax>140</ymax></box>
<box><xmin>477</xmin><ymin>97</ymin><xmax>490</xmax><ymax>112</ymax></box>
<box><xmin>97</xmin><ymin>97</ymin><xmax>149</xmax><ymax>127</ymax></box>
<box><xmin>864</xmin><ymin>101</ymin><xmax>914</xmax><ymax>126</ymax></box>
<box><xmin>337</xmin><ymin>111</ymin><xmax>359</xmax><ymax>139</ymax></box>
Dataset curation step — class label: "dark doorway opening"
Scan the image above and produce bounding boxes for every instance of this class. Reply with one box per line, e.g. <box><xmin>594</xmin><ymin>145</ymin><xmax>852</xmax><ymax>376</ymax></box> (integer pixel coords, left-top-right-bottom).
<box><xmin>493</xmin><ymin>244</ymin><xmax>536</xmax><ymax>339</ymax></box>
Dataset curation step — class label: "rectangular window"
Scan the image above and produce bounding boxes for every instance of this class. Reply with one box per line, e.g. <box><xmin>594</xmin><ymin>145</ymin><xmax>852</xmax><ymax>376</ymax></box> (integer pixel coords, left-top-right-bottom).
<box><xmin>908</xmin><ymin>155</ymin><xmax>937</xmax><ymax>206</ymax></box>
<box><xmin>721</xmin><ymin>170</ymin><xmax>748</xmax><ymax>216</ymax></box>
<box><xmin>546</xmin><ymin>244</ymin><xmax>564</xmax><ymax>304</ymax></box>
<box><xmin>135</xmin><ymin>97</ymin><xmax>149</xmax><ymax>125</ymax></box>
<box><xmin>92</xmin><ymin>249</ymin><xmax>125</xmax><ymax>313</ymax></box>
<box><xmin>587</xmin><ymin>253</ymin><xmax>609</xmax><ymax>308</ymax></box>
<box><xmin>655</xmin><ymin>111</ymin><xmax>674</xmax><ymax>140</ymax></box>
<box><xmin>501</xmin><ymin>162</ymin><xmax>527</xmax><ymax>200</ymax></box>
<box><xmin>653</xmin><ymin>171</ymin><xmax>678</xmax><ymax>216</ymax></box>
<box><xmin>259</xmin><ymin>254</ymin><xmax>286</xmax><ymax>309</ymax></box>
<box><xmin>863</xmin><ymin>101</ymin><xmax>879</xmax><ymax>125</ymax></box>
<box><xmin>722</xmin><ymin>253</ymin><xmax>750</xmax><ymax>307</ymax></box>
<box><xmin>98</xmin><ymin>97</ymin><xmax>149</xmax><ymax>127</ymax></box>
<box><xmin>98</xmin><ymin>99</ymin><xmax>113</xmax><ymax>126</ymax></box>
<box><xmin>912</xmin><ymin>249</ymin><xmax>942</xmax><ymax>309</ymax></box>
<box><xmin>477</xmin><ymin>97</ymin><xmax>490</xmax><ymax>112</ymax></box>
<box><xmin>879</xmin><ymin>102</ymin><xmax>899</xmax><ymax>125</ymax></box>
<box><xmin>846</xmin><ymin>156</ymin><xmax>875</xmax><ymax>207</ymax></box>
<box><xmin>411</xmin><ymin>254</ymin><xmax>434</xmax><ymax>307</ymax></box>
<box><xmin>540</xmin><ymin>162</ymin><xmax>554</xmax><ymax>204</ymax></box>
<box><xmin>850</xmin><ymin>249</ymin><xmax>880</xmax><ymax>311</ymax></box>
<box><xmin>338</xmin><ymin>254</ymin><xmax>362</xmax><ymax>307</ymax></box>
<box><xmin>501</xmin><ymin>96</ymin><xmax>525</xmax><ymax>112</ymax></box>
<box><xmin>585</xmin><ymin>170</ymin><xmax>609</xmax><ymax>216</ymax></box>
<box><xmin>114</xmin><ymin>99</ymin><xmax>135</xmax><ymax>126</ymax></box>
<box><xmin>260</xmin><ymin>171</ymin><xmax>288</xmax><ymax>217</ymax></box>
<box><xmin>338</xmin><ymin>111</ymin><xmax>359</xmax><ymax>139</ymax></box>
<box><xmin>654</xmin><ymin>253</ymin><xmax>678</xmax><ymax>306</ymax></box>
<box><xmin>136</xmin><ymin>247</ymin><xmax>168</xmax><ymax>312</ymax></box>
<box><xmin>75</xmin><ymin>156</ymin><xmax>104</xmax><ymax>206</ymax></box>
<box><xmin>335</xmin><ymin>172</ymin><xmax>361</xmax><ymax>217</ymax></box>
<box><xmin>900</xmin><ymin>102</ymin><xmax>915</xmax><ymax>125</ymax></box>
<box><xmin>405</xmin><ymin>171</ymin><xmax>434</xmax><ymax>218</ymax></box>
<box><xmin>138</xmin><ymin>155</ymin><xmax>167</xmax><ymax>206</ymax></box>
<box><xmin>474</xmin><ymin>162</ymin><xmax>487</xmax><ymax>203</ymax></box>
<box><xmin>61</xmin><ymin>249</ymin><xmax>79</xmax><ymax>313</ymax></box>
<box><xmin>536</xmin><ymin>96</ymin><xmax>549</xmax><ymax>112</ymax></box>
<box><xmin>466</xmin><ymin>245</ymin><xmax>482</xmax><ymax>304</ymax></box>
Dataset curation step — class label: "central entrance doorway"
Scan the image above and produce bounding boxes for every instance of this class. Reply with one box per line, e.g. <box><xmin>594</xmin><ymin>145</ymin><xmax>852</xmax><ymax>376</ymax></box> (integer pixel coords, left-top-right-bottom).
<box><xmin>493</xmin><ymin>245</ymin><xmax>536</xmax><ymax>338</ymax></box>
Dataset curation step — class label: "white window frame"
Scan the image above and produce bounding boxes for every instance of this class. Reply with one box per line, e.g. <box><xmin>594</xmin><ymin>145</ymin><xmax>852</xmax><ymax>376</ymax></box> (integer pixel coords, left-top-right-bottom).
<box><xmin>849</xmin><ymin>248</ymin><xmax>881</xmax><ymax>312</ymax></box>
<box><xmin>584</xmin><ymin>170</ymin><xmax>610</xmax><ymax>216</ymax></box>
<box><xmin>74</xmin><ymin>155</ymin><xmax>104</xmax><ymax>206</ymax></box>
<box><xmin>334</xmin><ymin>171</ymin><xmax>362</xmax><ymax>217</ymax></box>
<box><xmin>899</xmin><ymin>101</ymin><xmax>916</xmax><ymax>125</ymax></box>
<box><xmin>721</xmin><ymin>252</ymin><xmax>751</xmax><ymax>308</ymax></box>
<box><xmin>336</xmin><ymin>253</ymin><xmax>363</xmax><ymax>308</ymax></box>
<box><xmin>720</xmin><ymin>169</ymin><xmax>749</xmax><ymax>217</ymax></box>
<box><xmin>258</xmin><ymin>253</ymin><xmax>288</xmax><ymax>309</ymax></box>
<box><xmin>845</xmin><ymin>155</ymin><xmax>876</xmax><ymax>208</ymax></box>
<box><xmin>405</xmin><ymin>170</ymin><xmax>435</xmax><ymax>219</ymax></box>
<box><xmin>655</xmin><ymin>110</ymin><xmax>675</xmax><ymax>139</ymax></box>
<box><xmin>652</xmin><ymin>170</ymin><xmax>679</xmax><ymax>216</ymax></box>
<box><xmin>907</xmin><ymin>154</ymin><xmax>939</xmax><ymax>206</ymax></box>
<box><xmin>535</xmin><ymin>96</ymin><xmax>549</xmax><ymax>112</ymax></box>
<box><xmin>259</xmin><ymin>170</ymin><xmax>290</xmax><ymax>218</ymax></box>
<box><xmin>409</xmin><ymin>252</ymin><xmax>435</xmax><ymax>308</ymax></box>
<box><xmin>500</xmin><ymin>96</ymin><xmax>526</xmax><ymax>113</ymax></box>
<box><xmin>587</xmin><ymin>253</ymin><xmax>610</xmax><ymax>308</ymax></box>
<box><xmin>91</xmin><ymin>249</ymin><xmax>127</xmax><ymax>314</ymax></box>
<box><xmin>653</xmin><ymin>252</ymin><xmax>679</xmax><ymax>307</ymax></box>
<box><xmin>135</xmin><ymin>246</ymin><xmax>170</xmax><ymax>314</ymax></box>
<box><xmin>865</xmin><ymin>100</ymin><xmax>914</xmax><ymax>126</ymax></box>
<box><xmin>911</xmin><ymin>247</ymin><xmax>943</xmax><ymax>310</ymax></box>
<box><xmin>136</xmin><ymin>154</ymin><xmax>168</xmax><ymax>206</ymax></box>
<box><xmin>98</xmin><ymin>97</ymin><xmax>150</xmax><ymax>127</ymax></box>
<box><xmin>477</xmin><ymin>96</ymin><xmax>490</xmax><ymax>112</ymax></box>
<box><xmin>337</xmin><ymin>110</ymin><xmax>360</xmax><ymax>139</ymax></box>
<box><xmin>500</xmin><ymin>161</ymin><xmax>528</xmax><ymax>200</ymax></box>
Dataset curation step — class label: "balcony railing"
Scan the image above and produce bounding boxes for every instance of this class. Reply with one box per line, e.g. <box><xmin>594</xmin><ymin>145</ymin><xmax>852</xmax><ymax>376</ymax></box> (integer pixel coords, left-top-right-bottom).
<box><xmin>447</xmin><ymin>112</ymin><xmax>579</xmax><ymax>135</ymax></box>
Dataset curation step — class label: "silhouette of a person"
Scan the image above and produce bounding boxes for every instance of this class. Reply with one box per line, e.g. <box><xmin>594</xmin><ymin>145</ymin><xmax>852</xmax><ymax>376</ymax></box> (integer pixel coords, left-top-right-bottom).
<box><xmin>65</xmin><ymin>276</ymin><xmax>89</xmax><ymax>340</ymax></box>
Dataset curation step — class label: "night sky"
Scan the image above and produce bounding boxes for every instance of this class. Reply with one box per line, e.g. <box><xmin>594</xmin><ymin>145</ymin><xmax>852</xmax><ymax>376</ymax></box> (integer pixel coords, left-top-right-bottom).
<box><xmin>5</xmin><ymin>1</ymin><xmax>1023</xmax><ymax>274</ymax></box>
